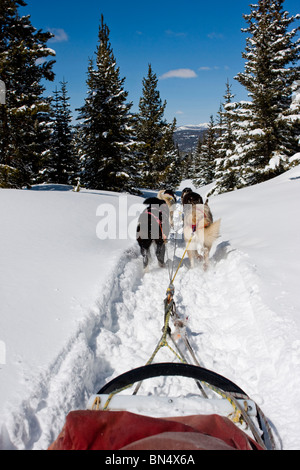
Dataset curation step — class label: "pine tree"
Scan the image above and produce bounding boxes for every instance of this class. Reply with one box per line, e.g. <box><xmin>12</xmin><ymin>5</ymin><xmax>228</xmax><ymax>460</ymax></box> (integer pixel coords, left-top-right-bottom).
<box><xmin>212</xmin><ymin>81</ymin><xmax>241</xmax><ymax>194</ymax></box>
<box><xmin>289</xmin><ymin>81</ymin><xmax>300</xmax><ymax>163</ymax></box>
<box><xmin>77</xmin><ymin>15</ymin><xmax>135</xmax><ymax>192</ymax></box>
<box><xmin>135</xmin><ymin>64</ymin><xmax>178</xmax><ymax>188</ymax></box>
<box><xmin>192</xmin><ymin>137</ymin><xmax>204</xmax><ymax>184</ymax></box>
<box><xmin>44</xmin><ymin>80</ymin><xmax>77</xmax><ymax>185</ymax></box>
<box><xmin>0</xmin><ymin>0</ymin><xmax>56</xmax><ymax>188</ymax></box>
<box><xmin>181</xmin><ymin>151</ymin><xmax>194</xmax><ymax>180</ymax></box>
<box><xmin>235</xmin><ymin>0</ymin><xmax>300</xmax><ymax>185</ymax></box>
<box><xmin>193</xmin><ymin>116</ymin><xmax>217</xmax><ymax>186</ymax></box>
<box><xmin>156</xmin><ymin>118</ymin><xmax>182</xmax><ymax>188</ymax></box>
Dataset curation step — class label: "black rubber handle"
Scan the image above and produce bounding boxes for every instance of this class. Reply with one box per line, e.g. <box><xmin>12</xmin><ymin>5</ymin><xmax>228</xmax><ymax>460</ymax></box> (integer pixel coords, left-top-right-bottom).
<box><xmin>97</xmin><ymin>362</ymin><xmax>246</xmax><ymax>395</ymax></box>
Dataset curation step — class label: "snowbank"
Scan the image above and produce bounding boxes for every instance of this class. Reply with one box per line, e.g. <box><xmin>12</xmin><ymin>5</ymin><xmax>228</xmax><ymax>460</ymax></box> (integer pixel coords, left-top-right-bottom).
<box><xmin>0</xmin><ymin>167</ymin><xmax>300</xmax><ymax>450</ymax></box>
<box><xmin>0</xmin><ymin>185</ymin><xmax>142</xmax><ymax>449</ymax></box>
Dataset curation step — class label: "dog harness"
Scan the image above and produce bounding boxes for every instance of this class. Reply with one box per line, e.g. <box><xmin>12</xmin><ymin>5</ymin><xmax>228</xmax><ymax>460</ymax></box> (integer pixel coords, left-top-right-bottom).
<box><xmin>146</xmin><ymin>210</ymin><xmax>168</xmax><ymax>241</ymax></box>
<box><xmin>189</xmin><ymin>206</ymin><xmax>209</xmax><ymax>232</ymax></box>
<box><xmin>191</xmin><ymin>222</ymin><xmax>209</xmax><ymax>233</ymax></box>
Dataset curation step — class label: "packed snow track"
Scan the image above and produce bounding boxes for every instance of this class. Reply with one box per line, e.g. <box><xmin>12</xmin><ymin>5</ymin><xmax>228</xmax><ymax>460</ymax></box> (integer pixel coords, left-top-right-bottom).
<box><xmin>3</xmin><ymin>233</ymin><xmax>298</xmax><ymax>450</ymax></box>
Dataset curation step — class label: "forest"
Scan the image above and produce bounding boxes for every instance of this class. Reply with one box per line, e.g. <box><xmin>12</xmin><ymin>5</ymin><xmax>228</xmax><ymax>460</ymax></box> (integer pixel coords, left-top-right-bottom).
<box><xmin>1</xmin><ymin>0</ymin><xmax>300</xmax><ymax>194</ymax></box>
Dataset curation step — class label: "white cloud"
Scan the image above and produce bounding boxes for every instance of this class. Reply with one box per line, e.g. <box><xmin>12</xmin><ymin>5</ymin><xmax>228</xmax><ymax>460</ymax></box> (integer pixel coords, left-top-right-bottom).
<box><xmin>207</xmin><ymin>32</ymin><xmax>224</xmax><ymax>40</ymax></box>
<box><xmin>48</xmin><ymin>28</ymin><xmax>69</xmax><ymax>43</ymax></box>
<box><xmin>198</xmin><ymin>65</ymin><xmax>229</xmax><ymax>71</ymax></box>
<box><xmin>160</xmin><ymin>68</ymin><xmax>197</xmax><ymax>80</ymax></box>
<box><xmin>165</xmin><ymin>30</ymin><xmax>187</xmax><ymax>38</ymax></box>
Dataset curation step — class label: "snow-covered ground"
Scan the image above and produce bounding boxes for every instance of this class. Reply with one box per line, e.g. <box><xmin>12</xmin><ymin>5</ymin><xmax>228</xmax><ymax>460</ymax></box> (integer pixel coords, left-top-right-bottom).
<box><xmin>0</xmin><ymin>165</ymin><xmax>300</xmax><ymax>450</ymax></box>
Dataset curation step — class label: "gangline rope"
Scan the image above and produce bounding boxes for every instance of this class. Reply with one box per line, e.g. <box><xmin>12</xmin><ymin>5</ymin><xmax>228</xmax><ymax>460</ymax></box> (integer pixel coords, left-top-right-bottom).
<box><xmin>101</xmin><ymin>208</ymin><xmax>277</xmax><ymax>450</ymax></box>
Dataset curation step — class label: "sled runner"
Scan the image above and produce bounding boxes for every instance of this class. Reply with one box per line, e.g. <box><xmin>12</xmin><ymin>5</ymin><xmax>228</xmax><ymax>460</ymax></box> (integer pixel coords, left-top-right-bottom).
<box><xmin>49</xmin><ymin>362</ymin><xmax>276</xmax><ymax>451</ymax></box>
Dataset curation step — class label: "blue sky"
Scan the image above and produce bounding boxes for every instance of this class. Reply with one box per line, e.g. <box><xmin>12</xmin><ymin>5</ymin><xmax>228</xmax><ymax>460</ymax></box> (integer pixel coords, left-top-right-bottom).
<box><xmin>21</xmin><ymin>0</ymin><xmax>300</xmax><ymax>127</ymax></box>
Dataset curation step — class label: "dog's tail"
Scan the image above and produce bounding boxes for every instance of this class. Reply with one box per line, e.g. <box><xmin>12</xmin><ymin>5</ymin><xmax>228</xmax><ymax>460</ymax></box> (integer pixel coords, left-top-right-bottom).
<box><xmin>204</xmin><ymin>219</ymin><xmax>221</xmax><ymax>248</ymax></box>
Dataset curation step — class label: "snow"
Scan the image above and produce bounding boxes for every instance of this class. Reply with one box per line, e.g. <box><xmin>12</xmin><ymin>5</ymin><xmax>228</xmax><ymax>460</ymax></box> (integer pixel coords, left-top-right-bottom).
<box><xmin>175</xmin><ymin>124</ymin><xmax>209</xmax><ymax>132</ymax></box>
<box><xmin>1</xmin><ymin>167</ymin><xmax>300</xmax><ymax>450</ymax></box>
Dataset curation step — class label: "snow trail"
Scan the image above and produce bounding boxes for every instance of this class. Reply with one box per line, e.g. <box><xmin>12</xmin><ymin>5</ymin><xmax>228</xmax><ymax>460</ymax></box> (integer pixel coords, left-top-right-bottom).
<box><xmin>3</xmin><ymin>205</ymin><xmax>299</xmax><ymax>450</ymax></box>
<box><xmin>41</xmin><ymin>238</ymin><xmax>273</xmax><ymax>448</ymax></box>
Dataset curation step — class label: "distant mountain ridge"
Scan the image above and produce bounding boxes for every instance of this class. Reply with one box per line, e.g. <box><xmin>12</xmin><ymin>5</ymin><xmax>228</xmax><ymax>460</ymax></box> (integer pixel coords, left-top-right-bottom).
<box><xmin>176</xmin><ymin>124</ymin><xmax>209</xmax><ymax>132</ymax></box>
<box><xmin>174</xmin><ymin>123</ymin><xmax>208</xmax><ymax>153</ymax></box>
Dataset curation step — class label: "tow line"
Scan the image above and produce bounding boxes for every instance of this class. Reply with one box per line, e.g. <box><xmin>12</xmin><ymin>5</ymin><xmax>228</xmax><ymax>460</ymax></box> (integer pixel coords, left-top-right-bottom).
<box><xmin>88</xmin><ymin>211</ymin><xmax>278</xmax><ymax>450</ymax></box>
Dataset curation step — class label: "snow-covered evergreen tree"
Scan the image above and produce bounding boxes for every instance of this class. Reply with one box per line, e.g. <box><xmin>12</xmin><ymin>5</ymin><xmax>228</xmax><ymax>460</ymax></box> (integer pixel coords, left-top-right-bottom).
<box><xmin>43</xmin><ymin>80</ymin><xmax>78</xmax><ymax>185</ymax></box>
<box><xmin>289</xmin><ymin>80</ymin><xmax>300</xmax><ymax>163</ymax></box>
<box><xmin>235</xmin><ymin>0</ymin><xmax>300</xmax><ymax>185</ymax></box>
<box><xmin>212</xmin><ymin>82</ymin><xmax>245</xmax><ymax>194</ymax></box>
<box><xmin>77</xmin><ymin>15</ymin><xmax>135</xmax><ymax>192</ymax></box>
<box><xmin>0</xmin><ymin>0</ymin><xmax>56</xmax><ymax>188</ymax></box>
<box><xmin>193</xmin><ymin>116</ymin><xmax>217</xmax><ymax>187</ymax></box>
<box><xmin>155</xmin><ymin>118</ymin><xmax>182</xmax><ymax>189</ymax></box>
<box><xmin>135</xmin><ymin>64</ymin><xmax>179</xmax><ymax>188</ymax></box>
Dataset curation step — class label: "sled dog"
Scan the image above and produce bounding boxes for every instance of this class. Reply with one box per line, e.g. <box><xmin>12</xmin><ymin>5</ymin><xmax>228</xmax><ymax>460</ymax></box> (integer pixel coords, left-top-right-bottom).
<box><xmin>183</xmin><ymin>201</ymin><xmax>220</xmax><ymax>270</ymax></box>
<box><xmin>157</xmin><ymin>189</ymin><xmax>177</xmax><ymax>228</ymax></box>
<box><xmin>136</xmin><ymin>192</ymin><xmax>172</xmax><ymax>269</ymax></box>
<box><xmin>181</xmin><ymin>188</ymin><xmax>203</xmax><ymax>206</ymax></box>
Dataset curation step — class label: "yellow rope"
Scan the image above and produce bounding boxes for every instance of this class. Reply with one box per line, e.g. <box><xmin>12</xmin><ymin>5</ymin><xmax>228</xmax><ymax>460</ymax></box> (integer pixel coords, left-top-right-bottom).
<box><xmin>93</xmin><ymin>229</ymin><xmax>270</xmax><ymax>449</ymax></box>
<box><xmin>171</xmin><ymin>233</ymin><xmax>194</xmax><ymax>285</ymax></box>
<box><xmin>103</xmin><ymin>383</ymin><xmax>133</xmax><ymax>411</ymax></box>
<box><xmin>144</xmin><ymin>292</ymin><xmax>184</xmax><ymax>366</ymax></box>
<box><xmin>101</xmin><ymin>290</ymin><xmax>180</xmax><ymax>410</ymax></box>
<box><xmin>91</xmin><ymin>396</ymin><xmax>101</xmax><ymax>410</ymax></box>
<box><xmin>102</xmin><ymin>235</ymin><xmax>197</xmax><ymax>409</ymax></box>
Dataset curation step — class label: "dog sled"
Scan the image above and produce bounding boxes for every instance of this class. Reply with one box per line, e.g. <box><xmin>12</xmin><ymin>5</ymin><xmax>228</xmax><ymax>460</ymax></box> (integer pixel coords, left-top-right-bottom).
<box><xmin>49</xmin><ymin>361</ymin><xmax>276</xmax><ymax>451</ymax></box>
<box><xmin>49</xmin><ymin>282</ymin><xmax>277</xmax><ymax>451</ymax></box>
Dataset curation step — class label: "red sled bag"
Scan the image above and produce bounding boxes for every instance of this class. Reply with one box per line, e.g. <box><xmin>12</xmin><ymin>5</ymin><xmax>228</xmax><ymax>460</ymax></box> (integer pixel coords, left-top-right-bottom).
<box><xmin>49</xmin><ymin>363</ymin><xmax>275</xmax><ymax>450</ymax></box>
<box><xmin>48</xmin><ymin>410</ymin><xmax>263</xmax><ymax>451</ymax></box>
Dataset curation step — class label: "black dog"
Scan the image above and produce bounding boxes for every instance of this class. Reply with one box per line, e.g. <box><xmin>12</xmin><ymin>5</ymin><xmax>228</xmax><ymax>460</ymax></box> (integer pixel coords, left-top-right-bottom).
<box><xmin>181</xmin><ymin>189</ymin><xmax>203</xmax><ymax>206</ymax></box>
<box><xmin>136</xmin><ymin>197</ymin><xmax>170</xmax><ymax>269</ymax></box>
<box><xmin>181</xmin><ymin>189</ymin><xmax>205</xmax><ymax>234</ymax></box>
<box><xmin>163</xmin><ymin>189</ymin><xmax>177</xmax><ymax>204</ymax></box>
<box><xmin>181</xmin><ymin>187</ymin><xmax>193</xmax><ymax>204</ymax></box>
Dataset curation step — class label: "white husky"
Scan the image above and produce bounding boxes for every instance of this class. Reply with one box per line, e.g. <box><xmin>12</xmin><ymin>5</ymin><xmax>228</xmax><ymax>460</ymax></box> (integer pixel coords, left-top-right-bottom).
<box><xmin>183</xmin><ymin>203</ymin><xmax>221</xmax><ymax>269</ymax></box>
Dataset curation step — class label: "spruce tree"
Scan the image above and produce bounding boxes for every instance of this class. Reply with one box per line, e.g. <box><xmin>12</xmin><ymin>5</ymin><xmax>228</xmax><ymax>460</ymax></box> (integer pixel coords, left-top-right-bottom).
<box><xmin>192</xmin><ymin>137</ymin><xmax>204</xmax><ymax>184</ymax></box>
<box><xmin>289</xmin><ymin>81</ymin><xmax>300</xmax><ymax>161</ymax></box>
<box><xmin>0</xmin><ymin>0</ymin><xmax>55</xmax><ymax>188</ymax></box>
<box><xmin>235</xmin><ymin>0</ymin><xmax>300</xmax><ymax>185</ymax></box>
<box><xmin>212</xmin><ymin>81</ymin><xmax>240</xmax><ymax>194</ymax></box>
<box><xmin>156</xmin><ymin>118</ymin><xmax>182</xmax><ymax>189</ymax></box>
<box><xmin>135</xmin><ymin>64</ymin><xmax>178</xmax><ymax>188</ymax></box>
<box><xmin>77</xmin><ymin>15</ymin><xmax>135</xmax><ymax>192</ymax></box>
<box><xmin>44</xmin><ymin>80</ymin><xmax>77</xmax><ymax>185</ymax></box>
<box><xmin>193</xmin><ymin>116</ymin><xmax>217</xmax><ymax>187</ymax></box>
